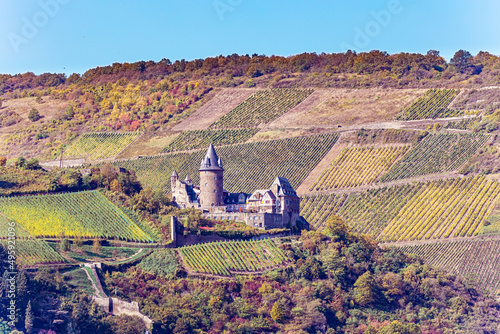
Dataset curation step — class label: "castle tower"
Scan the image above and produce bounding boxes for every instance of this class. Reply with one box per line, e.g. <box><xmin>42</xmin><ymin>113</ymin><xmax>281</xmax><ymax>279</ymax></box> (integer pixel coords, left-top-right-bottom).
<box><xmin>199</xmin><ymin>143</ymin><xmax>224</xmax><ymax>209</ymax></box>
<box><xmin>171</xmin><ymin>170</ymin><xmax>179</xmax><ymax>201</ymax></box>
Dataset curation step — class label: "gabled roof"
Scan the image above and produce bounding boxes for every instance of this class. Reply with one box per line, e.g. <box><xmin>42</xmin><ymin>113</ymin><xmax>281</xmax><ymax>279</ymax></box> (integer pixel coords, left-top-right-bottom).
<box><xmin>249</xmin><ymin>190</ymin><xmax>268</xmax><ymax>201</ymax></box>
<box><xmin>199</xmin><ymin>143</ymin><xmax>224</xmax><ymax>171</ymax></box>
<box><xmin>272</xmin><ymin>176</ymin><xmax>298</xmax><ymax>197</ymax></box>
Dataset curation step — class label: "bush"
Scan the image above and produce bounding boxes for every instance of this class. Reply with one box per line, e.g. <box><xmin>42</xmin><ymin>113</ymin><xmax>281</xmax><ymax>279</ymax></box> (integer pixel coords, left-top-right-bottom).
<box><xmin>0</xmin><ymin>156</ymin><xmax>6</xmax><ymax>166</ymax></box>
<box><xmin>28</xmin><ymin>108</ymin><xmax>41</xmax><ymax>122</ymax></box>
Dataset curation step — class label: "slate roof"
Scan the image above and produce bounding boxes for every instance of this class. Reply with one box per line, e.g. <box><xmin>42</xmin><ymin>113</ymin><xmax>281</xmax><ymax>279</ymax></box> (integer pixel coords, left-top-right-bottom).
<box><xmin>171</xmin><ymin>170</ymin><xmax>178</xmax><ymax>178</ymax></box>
<box><xmin>199</xmin><ymin>143</ymin><xmax>224</xmax><ymax>171</ymax></box>
<box><xmin>272</xmin><ymin>177</ymin><xmax>298</xmax><ymax>197</ymax></box>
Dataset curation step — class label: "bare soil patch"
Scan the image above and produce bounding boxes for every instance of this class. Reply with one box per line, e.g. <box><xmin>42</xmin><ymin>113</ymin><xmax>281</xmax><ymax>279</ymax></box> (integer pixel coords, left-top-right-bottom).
<box><xmin>171</xmin><ymin>88</ymin><xmax>258</xmax><ymax>131</ymax></box>
<box><xmin>267</xmin><ymin>88</ymin><xmax>426</xmax><ymax>129</ymax></box>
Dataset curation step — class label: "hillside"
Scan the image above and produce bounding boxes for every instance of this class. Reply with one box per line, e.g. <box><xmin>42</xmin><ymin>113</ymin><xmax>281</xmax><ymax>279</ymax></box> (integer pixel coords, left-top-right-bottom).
<box><xmin>2</xmin><ymin>50</ymin><xmax>500</xmax><ymax>333</ymax></box>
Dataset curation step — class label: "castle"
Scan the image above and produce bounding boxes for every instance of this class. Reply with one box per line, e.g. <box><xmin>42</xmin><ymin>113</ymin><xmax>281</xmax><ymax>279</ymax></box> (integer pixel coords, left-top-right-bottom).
<box><xmin>171</xmin><ymin>144</ymin><xmax>305</xmax><ymax>230</ymax></box>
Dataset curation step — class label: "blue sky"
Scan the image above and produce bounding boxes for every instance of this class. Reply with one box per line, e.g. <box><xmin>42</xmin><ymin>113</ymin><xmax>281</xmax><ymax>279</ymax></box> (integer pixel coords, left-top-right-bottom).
<box><xmin>1</xmin><ymin>0</ymin><xmax>499</xmax><ymax>75</ymax></box>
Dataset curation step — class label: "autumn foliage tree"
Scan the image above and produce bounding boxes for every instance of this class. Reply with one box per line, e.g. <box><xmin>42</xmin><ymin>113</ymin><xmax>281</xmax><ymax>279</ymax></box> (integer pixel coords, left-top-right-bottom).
<box><xmin>354</xmin><ymin>271</ymin><xmax>375</xmax><ymax>306</ymax></box>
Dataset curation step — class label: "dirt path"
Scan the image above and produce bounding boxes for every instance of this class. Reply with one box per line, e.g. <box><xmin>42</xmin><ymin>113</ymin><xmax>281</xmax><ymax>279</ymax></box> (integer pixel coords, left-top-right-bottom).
<box><xmin>82</xmin><ymin>266</ymin><xmax>105</xmax><ymax>298</ymax></box>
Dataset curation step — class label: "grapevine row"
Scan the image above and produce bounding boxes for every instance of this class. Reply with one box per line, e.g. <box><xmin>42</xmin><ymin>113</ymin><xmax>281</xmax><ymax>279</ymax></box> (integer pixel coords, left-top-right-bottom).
<box><xmin>398</xmin><ymin>238</ymin><xmax>500</xmax><ymax>293</ymax></box>
<box><xmin>64</xmin><ymin>132</ymin><xmax>140</xmax><ymax>161</ymax></box>
<box><xmin>396</xmin><ymin>89</ymin><xmax>461</xmax><ymax>120</ymax></box>
<box><xmin>178</xmin><ymin>239</ymin><xmax>286</xmax><ymax>277</ymax></box>
<box><xmin>162</xmin><ymin>128</ymin><xmax>259</xmax><ymax>153</ymax></box>
<box><xmin>379</xmin><ymin>176</ymin><xmax>500</xmax><ymax>242</ymax></box>
<box><xmin>0</xmin><ymin>191</ymin><xmax>155</xmax><ymax>242</ymax></box>
<box><xmin>310</xmin><ymin>145</ymin><xmax>409</xmax><ymax>191</ymax></box>
<box><xmin>210</xmin><ymin>88</ymin><xmax>314</xmax><ymax>129</ymax></box>
<box><xmin>381</xmin><ymin>133</ymin><xmax>489</xmax><ymax>182</ymax></box>
<box><xmin>0</xmin><ymin>240</ymin><xmax>66</xmax><ymax>266</ymax></box>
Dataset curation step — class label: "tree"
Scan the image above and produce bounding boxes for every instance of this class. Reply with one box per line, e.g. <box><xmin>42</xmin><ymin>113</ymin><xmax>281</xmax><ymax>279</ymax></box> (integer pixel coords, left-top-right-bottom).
<box><xmin>270</xmin><ymin>301</ymin><xmax>286</xmax><ymax>323</ymax></box>
<box><xmin>15</xmin><ymin>157</ymin><xmax>26</xmax><ymax>169</ymax></box>
<box><xmin>450</xmin><ymin>50</ymin><xmax>473</xmax><ymax>73</ymax></box>
<box><xmin>324</xmin><ymin>215</ymin><xmax>349</xmax><ymax>241</ymax></box>
<box><xmin>25</xmin><ymin>300</ymin><xmax>34</xmax><ymax>334</ymax></box>
<box><xmin>354</xmin><ymin>271</ymin><xmax>375</xmax><ymax>306</ymax></box>
<box><xmin>25</xmin><ymin>158</ymin><xmax>41</xmax><ymax>170</ymax></box>
<box><xmin>60</xmin><ymin>238</ymin><xmax>71</xmax><ymax>252</ymax></box>
<box><xmin>28</xmin><ymin>108</ymin><xmax>41</xmax><ymax>122</ymax></box>
<box><xmin>92</xmin><ymin>239</ymin><xmax>101</xmax><ymax>254</ymax></box>
<box><xmin>0</xmin><ymin>156</ymin><xmax>6</xmax><ymax>166</ymax></box>
<box><xmin>378</xmin><ymin>321</ymin><xmax>421</xmax><ymax>334</ymax></box>
<box><xmin>110</xmin><ymin>179</ymin><xmax>123</xmax><ymax>193</ymax></box>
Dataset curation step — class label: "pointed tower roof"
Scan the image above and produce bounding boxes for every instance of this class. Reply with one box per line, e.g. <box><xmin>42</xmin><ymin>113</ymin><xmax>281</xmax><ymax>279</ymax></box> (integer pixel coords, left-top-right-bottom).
<box><xmin>184</xmin><ymin>174</ymin><xmax>192</xmax><ymax>182</ymax></box>
<box><xmin>199</xmin><ymin>143</ymin><xmax>224</xmax><ymax>171</ymax></box>
<box><xmin>171</xmin><ymin>170</ymin><xmax>179</xmax><ymax>178</ymax></box>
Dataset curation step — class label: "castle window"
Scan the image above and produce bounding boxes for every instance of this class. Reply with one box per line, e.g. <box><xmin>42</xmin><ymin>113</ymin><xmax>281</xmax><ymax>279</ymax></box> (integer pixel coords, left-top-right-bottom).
<box><xmin>214</xmin><ymin>176</ymin><xmax>217</xmax><ymax>180</ymax></box>
<box><xmin>214</xmin><ymin>189</ymin><xmax>217</xmax><ymax>193</ymax></box>
<box><xmin>205</xmin><ymin>183</ymin><xmax>208</xmax><ymax>187</ymax></box>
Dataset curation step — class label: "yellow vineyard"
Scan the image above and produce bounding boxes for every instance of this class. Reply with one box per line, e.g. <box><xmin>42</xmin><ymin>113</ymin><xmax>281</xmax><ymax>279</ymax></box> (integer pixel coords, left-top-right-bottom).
<box><xmin>380</xmin><ymin>176</ymin><xmax>500</xmax><ymax>242</ymax></box>
<box><xmin>310</xmin><ymin>145</ymin><xmax>409</xmax><ymax>191</ymax></box>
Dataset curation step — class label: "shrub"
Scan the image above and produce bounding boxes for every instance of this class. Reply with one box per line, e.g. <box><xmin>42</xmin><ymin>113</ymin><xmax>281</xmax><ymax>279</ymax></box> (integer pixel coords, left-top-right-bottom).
<box><xmin>28</xmin><ymin>108</ymin><xmax>41</xmax><ymax>122</ymax></box>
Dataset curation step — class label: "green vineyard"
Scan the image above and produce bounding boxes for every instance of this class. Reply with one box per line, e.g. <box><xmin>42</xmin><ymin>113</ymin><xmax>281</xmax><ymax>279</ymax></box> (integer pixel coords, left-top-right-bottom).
<box><xmin>162</xmin><ymin>128</ymin><xmax>259</xmax><ymax>153</ymax></box>
<box><xmin>209</xmin><ymin>88</ymin><xmax>314</xmax><ymax>128</ymax></box>
<box><xmin>381</xmin><ymin>133</ymin><xmax>489</xmax><ymax>182</ymax></box>
<box><xmin>0</xmin><ymin>239</ymin><xmax>66</xmax><ymax>266</ymax></box>
<box><xmin>398</xmin><ymin>238</ymin><xmax>500</xmax><ymax>293</ymax></box>
<box><xmin>310</xmin><ymin>145</ymin><xmax>409</xmax><ymax>191</ymax></box>
<box><xmin>301</xmin><ymin>184</ymin><xmax>420</xmax><ymax>234</ymax></box>
<box><xmin>114</xmin><ymin>133</ymin><xmax>339</xmax><ymax>194</ymax></box>
<box><xmin>178</xmin><ymin>239</ymin><xmax>287</xmax><ymax>276</ymax></box>
<box><xmin>0</xmin><ymin>213</ymin><xmax>32</xmax><ymax>239</ymax></box>
<box><xmin>380</xmin><ymin>176</ymin><xmax>500</xmax><ymax>242</ymax></box>
<box><xmin>300</xmin><ymin>193</ymin><xmax>348</xmax><ymax>230</ymax></box>
<box><xmin>0</xmin><ymin>191</ymin><xmax>155</xmax><ymax>242</ymax></box>
<box><xmin>395</xmin><ymin>89</ymin><xmax>461</xmax><ymax>120</ymax></box>
<box><xmin>301</xmin><ymin>176</ymin><xmax>500</xmax><ymax>242</ymax></box>
<box><xmin>64</xmin><ymin>132</ymin><xmax>140</xmax><ymax>160</ymax></box>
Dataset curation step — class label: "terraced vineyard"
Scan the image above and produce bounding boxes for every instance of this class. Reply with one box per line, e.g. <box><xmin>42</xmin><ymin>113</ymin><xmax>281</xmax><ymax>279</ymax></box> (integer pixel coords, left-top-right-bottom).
<box><xmin>0</xmin><ymin>213</ymin><xmax>32</xmax><ymax>239</ymax></box>
<box><xmin>178</xmin><ymin>239</ymin><xmax>287</xmax><ymax>277</ymax></box>
<box><xmin>398</xmin><ymin>239</ymin><xmax>500</xmax><ymax>293</ymax></box>
<box><xmin>64</xmin><ymin>132</ymin><xmax>140</xmax><ymax>160</ymax></box>
<box><xmin>301</xmin><ymin>176</ymin><xmax>500</xmax><ymax>241</ymax></box>
<box><xmin>0</xmin><ymin>239</ymin><xmax>66</xmax><ymax>266</ymax></box>
<box><xmin>209</xmin><ymin>88</ymin><xmax>314</xmax><ymax>128</ymax></box>
<box><xmin>163</xmin><ymin>128</ymin><xmax>259</xmax><ymax>153</ymax></box>
<box><xmin>396</xmin><ymin>89</ymin><xmax>461</xmax><ymax>120</ymax></box>
<box><xmin>338</xmin><ymin>184</ymin><xmax>423</xmax><ymax>237</ymax></box>
<box><xmin>301</xmin><ymin>184</ymin><xmax>421</xmax><ymax>234</ymax></box>
<box><xmin>381</xmin><ymin>133</ymin><xmax>489</xmax><ymax>182</ymax></box>
<box><xmin>114</xmin><ymin>133</ymin><xmax>339</xmax><ymax>193</ymax></box>
<box><xmin>310</xmin><ymin>145</ymin><xmax>409</xmax><ymax>191</ymax></box>
<box><xmin>0</xmin><ymin>191</ymin><xmax>155</xmax><ymax>242</ymax></box>
<box><xmin>380</xmin><ymin>176</ymin><xmax>500</xmax><ymax>242</ymax></box>
<box><xmin>300</xmin><ymin>193</ymin><xmax>348</xmax><ymax>230</ymax></box>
